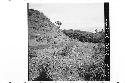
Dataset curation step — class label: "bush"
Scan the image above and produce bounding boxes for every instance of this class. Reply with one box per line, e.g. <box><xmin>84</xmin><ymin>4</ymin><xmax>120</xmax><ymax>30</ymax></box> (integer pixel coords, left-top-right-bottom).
<box><xmin>62</xmin><ymin>29</ymin><xmax>105</xmax><ymax>43</ymax></box>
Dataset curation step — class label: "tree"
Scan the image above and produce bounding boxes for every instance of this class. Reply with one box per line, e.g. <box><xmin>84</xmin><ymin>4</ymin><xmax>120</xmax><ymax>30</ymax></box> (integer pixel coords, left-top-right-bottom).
<box><xmin>95</xmin><ymin>29</ymin><xmax>98</xmax><ymax>33</ymax></box>
<box><xmin>55</xmin><ymin>21</ymin><xmax>62</xmax><ymax>28</ymax></box>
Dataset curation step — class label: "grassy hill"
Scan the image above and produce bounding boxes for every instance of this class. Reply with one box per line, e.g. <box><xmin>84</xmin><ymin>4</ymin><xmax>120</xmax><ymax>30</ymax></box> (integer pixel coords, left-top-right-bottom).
<box><xmin>28</xmin><ymin>9</ymin><xmax>106</xmax><ymax>81</ymax></box>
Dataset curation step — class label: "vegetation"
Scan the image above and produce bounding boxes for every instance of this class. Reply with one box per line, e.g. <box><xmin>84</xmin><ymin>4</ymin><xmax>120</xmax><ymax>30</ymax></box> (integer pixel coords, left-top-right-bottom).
<box><xmin>62</xmin><ymin>29</ymin><xmax>105</xmax><ymax>43</ymax></box>
<box><xmin>28</xmin><ymin>9</ymin><xmax>107</xmax><ymax>81</ymax></box>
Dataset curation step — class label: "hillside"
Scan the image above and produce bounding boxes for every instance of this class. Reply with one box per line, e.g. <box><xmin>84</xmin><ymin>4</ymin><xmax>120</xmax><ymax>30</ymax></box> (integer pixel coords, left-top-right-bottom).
<box><xmin>62</xmin><ymin>29</ymin><xmax>105</xmax><ymax>43</ymax></box>
<box><xmin>28</xmin><ymin>9</ymin><xmax>106</xmax><ymax>81</ymax></box>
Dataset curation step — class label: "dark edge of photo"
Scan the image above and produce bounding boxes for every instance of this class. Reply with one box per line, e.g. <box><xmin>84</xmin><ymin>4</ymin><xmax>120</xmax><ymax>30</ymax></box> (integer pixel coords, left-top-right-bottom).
<box><xmin>27</xmin><ymin>3</ymin><xmax>29</xmax><ymax>81</ymax></box>
<box><xmin>104</xmin><ymin>2</ymin><xmax>110</xmax><ymax>81</ymax></box>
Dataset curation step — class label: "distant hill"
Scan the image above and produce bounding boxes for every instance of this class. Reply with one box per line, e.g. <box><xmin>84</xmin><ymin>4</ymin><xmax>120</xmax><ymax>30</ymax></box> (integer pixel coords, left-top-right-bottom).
<box><xmin>62</xmin><ymin>29</ymin><xmax>105</xmax><ymax>43</ymax></box>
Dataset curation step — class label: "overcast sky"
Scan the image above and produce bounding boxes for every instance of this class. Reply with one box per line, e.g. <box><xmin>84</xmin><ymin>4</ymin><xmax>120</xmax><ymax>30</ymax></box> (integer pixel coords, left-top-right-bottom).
<box><xmin>29</xmin><ymin>3</ymin><xmax>104</xmax><ymax>32</ymax></box>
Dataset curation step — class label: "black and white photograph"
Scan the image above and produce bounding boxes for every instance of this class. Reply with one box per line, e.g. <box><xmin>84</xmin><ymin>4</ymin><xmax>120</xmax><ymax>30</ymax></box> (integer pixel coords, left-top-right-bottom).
<box><xmin>28</xmin><ymin>3</ymin><xmax>110</xmax><ymax>81</ymax></box>
<box><xmin>1</xmin><ymin>0</ymin><xmax>125</xmax><ymax>82</ymax></box>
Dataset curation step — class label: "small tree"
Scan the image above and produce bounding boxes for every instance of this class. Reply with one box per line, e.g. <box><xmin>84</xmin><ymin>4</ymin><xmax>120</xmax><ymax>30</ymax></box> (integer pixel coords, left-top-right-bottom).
<box><xmin>55</xmin><ymin>21</ymin><xmax>62</xmax><ymax>28</ymax></box>
<box><xmin>101</xmin><ymin>29</ymin><xmax>104</xmax><ymax>33</ymax></box>
<box><xmin>95</xmin><ymin>29</ymin><xmax>98</xmax><ymax>33</ymax></box>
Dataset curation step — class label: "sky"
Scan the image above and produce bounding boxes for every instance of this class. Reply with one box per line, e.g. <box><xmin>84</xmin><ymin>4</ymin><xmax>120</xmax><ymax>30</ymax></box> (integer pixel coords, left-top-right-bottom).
<box><xmin>29</xmin><ymin>3</ymin><xmax>104</xmax><ymax>32</ymax></box>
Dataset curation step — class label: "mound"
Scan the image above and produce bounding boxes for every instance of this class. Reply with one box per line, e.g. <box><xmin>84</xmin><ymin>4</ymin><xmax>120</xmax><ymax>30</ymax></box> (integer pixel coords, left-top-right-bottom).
<box><xmin>28</xmin><ymin>9</ymin><xmax>105</xmax><ymax>81</ymax></box>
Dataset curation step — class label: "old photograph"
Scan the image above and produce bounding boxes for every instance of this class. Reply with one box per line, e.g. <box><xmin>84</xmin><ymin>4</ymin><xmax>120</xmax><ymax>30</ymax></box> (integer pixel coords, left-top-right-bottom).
<box><xmin>28</xmin><ymin>3</ymin><xmax>110</xmax><ymax>81</ymax></box>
